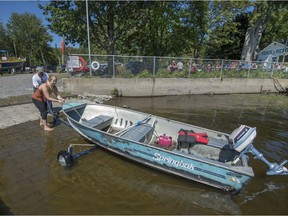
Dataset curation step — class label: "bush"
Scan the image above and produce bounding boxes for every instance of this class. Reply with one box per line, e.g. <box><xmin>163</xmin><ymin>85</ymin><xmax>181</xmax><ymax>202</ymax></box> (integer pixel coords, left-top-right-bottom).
<box><xmin>136</xmin><ymin>70</ymin><xmax>153</xmax><ymax>78</ymax></box>
<box><xmin>155</xmin><ymin>69</ymin><xmax>173</xmax><ymax>78</ymax></box>
<box><xmin>116</xmin><ymin>67</ymin><xmax>134</xmax><ymax>78</ymax></box>
<box><xmin>111</xmin><ymin>87</ymin><xmax>119</xmax><ymax>97</ymax></box>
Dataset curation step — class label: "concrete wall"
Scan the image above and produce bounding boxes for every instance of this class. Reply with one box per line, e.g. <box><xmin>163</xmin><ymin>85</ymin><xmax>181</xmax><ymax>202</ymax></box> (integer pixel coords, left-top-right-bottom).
<box><xmin>62</xmin><ymin>77</ymin><xmax>288</xmax><ymax>97</ymax></box>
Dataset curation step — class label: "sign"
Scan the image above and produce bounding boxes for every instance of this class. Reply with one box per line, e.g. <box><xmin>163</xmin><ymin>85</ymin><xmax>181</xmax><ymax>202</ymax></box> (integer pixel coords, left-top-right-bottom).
<box><xmin>66</xmin><ymin>56</ymin><xmax>80</xmax><ymax>69</ymax></box>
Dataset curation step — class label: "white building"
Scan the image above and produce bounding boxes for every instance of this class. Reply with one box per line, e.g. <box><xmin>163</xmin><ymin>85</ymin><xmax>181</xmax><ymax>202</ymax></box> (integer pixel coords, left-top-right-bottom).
<box><xmin>257</xmin><ymin>41</ymin><xmax>288</xmax><ymax>63</ymax></box>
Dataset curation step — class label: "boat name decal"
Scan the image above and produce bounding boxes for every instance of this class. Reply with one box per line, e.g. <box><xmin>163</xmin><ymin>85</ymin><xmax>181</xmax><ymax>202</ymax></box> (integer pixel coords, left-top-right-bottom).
<box><xmin>153</xmin><ymin>153</ymin><xmax>194</xmax><ymax>170</ymax></box>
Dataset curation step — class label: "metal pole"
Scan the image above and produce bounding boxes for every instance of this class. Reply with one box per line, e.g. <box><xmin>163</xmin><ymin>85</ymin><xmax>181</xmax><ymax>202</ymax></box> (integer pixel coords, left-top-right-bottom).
<box><xmin>113</xmin><ymin>55</ymin><xmax>115</xmax><ymax>78</ymax></box>
<box><xmin>13</xmin><ymin>41</ymin><xmax>17</xmax><ymax>58</ymax></box>
<box><xmin>220</xmin><ymin>60</ymin><xmax>224</xmax><ymax>79</ymax></box>
<box><xmin>153</xmin><ymin>57</ymin><xmax>156</xmax><ymax>77</ymax></box>
<box><xmin>248</xmin><ymin>62</ymin><xmax>251</xmax><ymax>79</ymax></box>
<box><xmin>86</xmin><ymin>0</ymin><xmax>92</xmax><ymax>77</ymax></box>
<box><xmin>61</xmin><ymin>36</ymin><xmax>65</xmax><ymax>66</ymax></box>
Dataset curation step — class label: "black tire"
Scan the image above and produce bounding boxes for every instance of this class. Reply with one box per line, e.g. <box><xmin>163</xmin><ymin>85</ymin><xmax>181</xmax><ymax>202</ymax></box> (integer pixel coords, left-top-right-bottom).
<box><xmin>57</xmin><ymin>150</ymin><xmax>73</xmax><ymax>168</ymax></box>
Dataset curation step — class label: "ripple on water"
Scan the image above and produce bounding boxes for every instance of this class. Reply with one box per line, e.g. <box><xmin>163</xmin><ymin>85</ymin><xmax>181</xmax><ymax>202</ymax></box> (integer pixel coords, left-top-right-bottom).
<box><xmin>1</xmin><ymin>94</ymin><xmax>287</xmax><ymax>215</ymax></box>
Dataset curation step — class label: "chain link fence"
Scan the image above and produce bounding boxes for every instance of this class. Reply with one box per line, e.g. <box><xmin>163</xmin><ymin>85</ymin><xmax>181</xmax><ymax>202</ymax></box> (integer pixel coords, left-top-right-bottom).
<box><xmin>64</xmin><ymin>54</ymin><xmax>288</xmax><ymax>79</ymax></box>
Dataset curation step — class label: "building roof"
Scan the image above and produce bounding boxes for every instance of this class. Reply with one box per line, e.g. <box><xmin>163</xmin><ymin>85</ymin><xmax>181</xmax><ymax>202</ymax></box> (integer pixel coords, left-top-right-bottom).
<box><xmin>259</xmin><ymin>41</ymin><xmax>288</xmax><ymax>54</ymax></box>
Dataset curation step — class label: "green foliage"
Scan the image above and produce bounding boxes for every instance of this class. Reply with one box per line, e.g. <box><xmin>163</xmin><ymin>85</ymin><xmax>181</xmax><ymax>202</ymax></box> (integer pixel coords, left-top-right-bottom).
<box><xmin>116</xmin><ymin>67</ymin><xmax>134</xmax><ymax>78</ymax></box>
<box><xmin>40</xmin><ymin>1</ymin><xmax>212</xmax><ymax>57</ymax></box>
<box><xmin>111</xmin><ymin>87</ymin><xmax>119</xmax><ymax>97</ymax></box>
<box><xmin>260</xmin><ymin>5</ymin><xmax>288</xmax><ymax>50</ymax></box>
<box><xmin>5</xmin><ymin>12</ymin><xmax>55</xmax><ymax>66</ymax></box>
<box><xmin>240</xmin><ymin>1</ymin><xmax>288</xmax><ymax>61</ymax></box>
<box><xmin>205</xmin><ymin>13</ymin><xmax>249</xmax><ymax>59</ymax></box>
<box><xmin>136</xmin><ymin>70</ymin><xmax>153</xmax><ymax>78</ymax></box>
<box><xmin>1</xmin><ymin>1</ymin><xmax>288</xmax><ymax>66</ymax></box>
<box><xmin>0</xmin><ymin>22</ymin><xmax>11</xmax><ymax>50</ymax></box>
<box><xmin>171</xmin><ymin>70</ymin><xmax>189</xmax><ymax>78</ymax></box>
<box><xmin>155</xmin><ymin>69</ymin><xmax>173</xmax><ymax>78</ymax></box>
<box><xmin>222</xmin><ymin>70</ymin><xmax>248</xmax><ymax>79</ymax></box>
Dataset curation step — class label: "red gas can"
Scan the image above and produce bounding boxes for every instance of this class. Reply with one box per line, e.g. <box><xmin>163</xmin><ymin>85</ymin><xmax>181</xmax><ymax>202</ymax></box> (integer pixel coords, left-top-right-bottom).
<box><xmin>157</xmin><ymin>134</ymin><xmax>172</xmax><ymax>148</ymax></box>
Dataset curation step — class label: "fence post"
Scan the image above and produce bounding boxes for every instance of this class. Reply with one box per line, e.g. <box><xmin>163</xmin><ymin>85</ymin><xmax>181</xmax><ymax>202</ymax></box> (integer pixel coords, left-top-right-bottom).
<box><xmin>248</xmin><ymin>63</ymin><xmax>251</xmax><ymax>78</ymax></box>
<box><xmin>153</xmin><ymin>56</ymin><xmax>156</xmax><ymax>77</ymax></box>
<box><xmin>220</xmin><ymin>60</ymin><xmax>224</xmax><ymax>79</ymax></box>
<box><xmin>112</xmin><ymin>55</ymin><xmax>115</xmax><ymax>78</ymax></box>
<box><xmin>189</xmin><ymin>58</ymin><xmax>192</xmax><ymax>77</ymax></box>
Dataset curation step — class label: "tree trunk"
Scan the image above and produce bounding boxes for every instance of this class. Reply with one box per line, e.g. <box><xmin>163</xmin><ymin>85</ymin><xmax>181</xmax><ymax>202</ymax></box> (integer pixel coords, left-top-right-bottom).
<box><xmin>241</xmin><ymin>5</ymin><xmax>272</xmax><ymax>62</ymax></box>
<box><xmin>40</xmin><ymin>49</ymin><xmax>46</xmax><ymax>66</ymax></box>
<box><xmin>241</xmin><ymin>17</ymin><xmax>265</xmax><ymax>62</ymax></box>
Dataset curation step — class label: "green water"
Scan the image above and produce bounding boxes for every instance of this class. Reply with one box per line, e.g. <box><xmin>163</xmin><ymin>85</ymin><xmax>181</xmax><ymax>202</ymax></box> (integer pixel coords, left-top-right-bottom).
<box><xmin>0</xmin><ymin>94</ymin><xmax>287</xmax><ymax>214</ymax></box>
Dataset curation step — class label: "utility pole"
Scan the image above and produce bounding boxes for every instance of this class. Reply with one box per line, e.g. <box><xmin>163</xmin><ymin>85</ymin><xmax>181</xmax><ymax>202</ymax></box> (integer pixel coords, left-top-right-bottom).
<box><xmin>86</xmin><ymin>0</ymin><xmax>92</xmax><ymax>77</ymax></box>
<box><xmin>61</xmin><ymin>36</ymin><xmax>65</xmax><ymax>66</ymax></box>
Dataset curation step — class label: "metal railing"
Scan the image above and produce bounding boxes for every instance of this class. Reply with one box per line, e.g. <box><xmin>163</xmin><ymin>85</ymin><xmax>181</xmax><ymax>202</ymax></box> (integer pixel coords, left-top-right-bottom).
<box><xmin>65</xmin><ymin>54</ymin><xmax>288</xmax><ymax>79</ymax></box>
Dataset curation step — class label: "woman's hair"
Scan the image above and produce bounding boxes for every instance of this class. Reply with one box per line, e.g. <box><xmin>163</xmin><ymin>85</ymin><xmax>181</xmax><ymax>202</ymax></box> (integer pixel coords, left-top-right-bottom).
<box><xmin>48</xmin><ymin>75</ymin><xmax>57</xmax><ymax>82</ymax></box>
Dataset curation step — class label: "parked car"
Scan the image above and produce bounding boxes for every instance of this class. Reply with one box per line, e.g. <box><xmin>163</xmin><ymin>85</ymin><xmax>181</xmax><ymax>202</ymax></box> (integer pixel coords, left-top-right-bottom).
<box><xmin>92</xmin><ymin>62</ymin><xmax>123</xmax><ymax>77</ymax></box>
<box><xmin>45</xmin><ymin>65</ymin><xmax>57</xmax><ymax>73</ymax></box>
<box><xmin>125</xmin><ymin>61</ymin><xmax>145</xmax><ymax>74</ymax></box>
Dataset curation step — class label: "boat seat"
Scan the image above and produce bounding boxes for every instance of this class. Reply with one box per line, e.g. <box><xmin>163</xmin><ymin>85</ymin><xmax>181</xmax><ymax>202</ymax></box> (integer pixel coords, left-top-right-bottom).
<box><xmin>120</xmin><ymin>124</ymin><xmax>154</xmax><ymax>143</ymax></box>
<box><xmin>80</xmin><ymin>115</ymin><xmax>113</xmax><ymax>130</ymax></box>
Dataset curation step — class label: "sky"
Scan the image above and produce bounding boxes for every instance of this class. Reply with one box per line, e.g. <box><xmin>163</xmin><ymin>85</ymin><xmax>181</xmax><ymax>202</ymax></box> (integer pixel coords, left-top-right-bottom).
<box><xmin>0</xmin><ymin>0</ymin><xmax>64</xmax><ymax>48</ymax></box>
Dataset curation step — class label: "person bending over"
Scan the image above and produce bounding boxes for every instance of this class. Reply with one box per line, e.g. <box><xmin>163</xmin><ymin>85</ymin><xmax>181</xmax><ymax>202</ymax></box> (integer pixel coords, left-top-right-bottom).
<box><xmin>32</xmin><ymin>75</ymin><xmax>64</xmax><ymax>131</ymax></box>
<box><xmin>32</xmin><ymin>67</ymin><xmax>49</xmax><ymax>92</ymax></box>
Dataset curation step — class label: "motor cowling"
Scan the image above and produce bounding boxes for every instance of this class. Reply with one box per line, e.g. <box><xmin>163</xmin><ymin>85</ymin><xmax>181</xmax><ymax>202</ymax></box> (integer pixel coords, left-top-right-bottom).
<box><xmin>229</xmin><ymin>125</ymin><xmax>257</xmax><ymax>152</ymax></box>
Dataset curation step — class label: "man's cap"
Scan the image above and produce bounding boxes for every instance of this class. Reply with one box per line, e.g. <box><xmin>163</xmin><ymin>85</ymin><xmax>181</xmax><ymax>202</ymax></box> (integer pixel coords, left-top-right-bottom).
<box><xmin>36</xmin><ymin>67</ymin><xmax>44</xmax><ymax>73</ymax></box>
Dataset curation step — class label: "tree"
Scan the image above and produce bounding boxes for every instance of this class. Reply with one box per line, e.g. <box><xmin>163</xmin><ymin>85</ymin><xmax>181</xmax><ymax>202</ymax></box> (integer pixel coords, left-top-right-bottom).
<box><xmin>126</xmin><ymin>1</ymin><xmax>209</xmax><ymax>57</ymax></box>
<box><xmin>118</xmin><ymin>1</ymin><xmax>177</xmax><ymax>56</ymax></box>
<box><xmin>0</xmin><ymin>22</ymin><xmax>12</xmax><ymax>51</ymax></box>
<box><xmin>241</xmin><ymin>1</ymin><xmax>288</xmax><ymax>61</ymax></box>
<box><xmin>204</xmin><ymin>1</ymin><xmax>250</xmax><ymax>59</ymax></box>
<box><xmin>178</xmin><ymin>1</ymin><xmax>209</xmax><ymax>57</ymax></box>
<box><xmin>6</xmin><ymin>12</ymin><xmax>53</xmax><ymax>66</ymax></box>
<box><xmin>205</xmin><ymin>13</ymin><xmax>249</xmax><ymax>59</ymax></box>
<box><xmin>41</xmin><ymin>1</ymin><xmax>211</xmax><ymax>58</ymax></box>
<box><xmin>259</xmin><ymin>6</ymin><xmax>288</xmax><ymax>50</ymax></box>
<box><xmin>41</xmin><ymin>1</ymin><xmax>148</xmax><ymax>55</ymax></box>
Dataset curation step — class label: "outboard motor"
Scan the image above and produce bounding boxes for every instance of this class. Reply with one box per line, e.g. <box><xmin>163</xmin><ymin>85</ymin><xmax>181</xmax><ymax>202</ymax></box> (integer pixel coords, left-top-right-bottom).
<box><xmin>229</xmin><ymin>125</ymin><xmax>288</xmax><ymax>176</ymax></box>
<box><xmin>229</xmin><ymin>125</ymin><xmax>256</xmax><ymax>152</ymax></box>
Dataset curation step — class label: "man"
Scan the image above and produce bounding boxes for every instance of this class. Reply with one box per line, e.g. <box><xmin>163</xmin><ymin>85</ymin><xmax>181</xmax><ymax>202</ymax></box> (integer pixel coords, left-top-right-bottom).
<box><xmin>168</xmin><ymin>60</ymin><xmax>178</xmax><ymax>72</ymax></box>
<box><xmin>32</xmin><ymin>67</ymin><xmax>49</xmax><ymax>92</ymax></box>
<box><xmin>177</xmin><ymin>61</ymin><xmax>184</xmax><ymax>71</ymax></box>
<box><xmin>32</xmin><ymin>67</ymin><xmax>53</xmax><ymax>119</ymax></box>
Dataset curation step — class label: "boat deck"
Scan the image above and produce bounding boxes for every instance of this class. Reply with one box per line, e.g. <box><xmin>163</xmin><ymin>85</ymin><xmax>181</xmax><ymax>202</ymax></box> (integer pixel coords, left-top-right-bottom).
<box><xmin>76</xmin><ymin>110</ymin><xmax>241</xmax><ymax>166</ymax></box>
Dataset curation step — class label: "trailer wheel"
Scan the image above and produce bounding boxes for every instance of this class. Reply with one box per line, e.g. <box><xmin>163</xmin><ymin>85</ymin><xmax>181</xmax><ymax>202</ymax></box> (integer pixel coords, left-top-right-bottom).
<box><xmin>57</xmin><ymin>150</ymin><xmax>73</xmax><ymax>168</ymax></box>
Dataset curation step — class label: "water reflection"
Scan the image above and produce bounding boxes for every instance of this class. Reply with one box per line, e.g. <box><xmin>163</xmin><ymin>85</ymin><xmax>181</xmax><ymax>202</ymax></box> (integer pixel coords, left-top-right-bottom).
<box><xmin>239</xmin><ymin>181</ymin><xmax>288</xmax><ymax>205</ymax></box>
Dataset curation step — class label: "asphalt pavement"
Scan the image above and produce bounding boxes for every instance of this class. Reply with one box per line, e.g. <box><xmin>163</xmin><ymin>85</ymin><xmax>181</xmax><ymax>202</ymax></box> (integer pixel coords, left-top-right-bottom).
<box><xmin>0</xmin><ymin>73</ymin><xmax>71</xmax><ymax>129</ymax></box>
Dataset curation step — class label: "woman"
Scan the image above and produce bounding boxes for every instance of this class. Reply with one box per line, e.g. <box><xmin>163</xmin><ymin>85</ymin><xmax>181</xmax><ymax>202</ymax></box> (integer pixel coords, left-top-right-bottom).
<box><xmin>32</xmin><ymin>75</ymin><xmax>64</xmax><ymax>131</ymax></box>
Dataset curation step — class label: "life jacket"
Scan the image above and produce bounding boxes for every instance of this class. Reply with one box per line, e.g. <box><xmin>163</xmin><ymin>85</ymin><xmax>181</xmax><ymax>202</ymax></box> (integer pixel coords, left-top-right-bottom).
<box><xmin>177</xmin><ymin>129</ymin><xmax>208</xmax><ymax>145</ymax></box>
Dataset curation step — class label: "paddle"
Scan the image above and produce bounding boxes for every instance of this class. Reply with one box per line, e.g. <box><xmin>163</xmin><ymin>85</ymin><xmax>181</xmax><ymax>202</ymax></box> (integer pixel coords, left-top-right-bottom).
<box><xmin>115</xmin><ymin>114</ymin><xmax>152</xmax><ymax>136</ymax></box>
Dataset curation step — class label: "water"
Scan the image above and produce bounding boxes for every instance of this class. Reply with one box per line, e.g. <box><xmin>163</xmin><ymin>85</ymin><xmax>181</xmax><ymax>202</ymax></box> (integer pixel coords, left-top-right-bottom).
<box><xmin>0</xmin><ymin>94</ymin><xmax>287</xmax><ymax>214</ymax></box>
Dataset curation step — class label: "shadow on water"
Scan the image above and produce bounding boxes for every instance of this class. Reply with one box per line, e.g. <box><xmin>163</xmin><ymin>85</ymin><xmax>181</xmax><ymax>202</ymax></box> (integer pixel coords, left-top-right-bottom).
<box><xmin>0</xmin><ymin>198</ymin><xmax>13</xmax><ymax>215</ymax></box>
<box><xmin>107</xmin><ymin>164</ymin><xmax>242</xmax><ymax>215</ymax></box>
<box><xmin>0</xmin><ymin>94</ymin><xmax>287</xmax><ymax>214</ymax></box>
<box><xmin>75</xmin><ymin>148</ymin><xmax>243</xmax><ymax>215</ymax></box>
